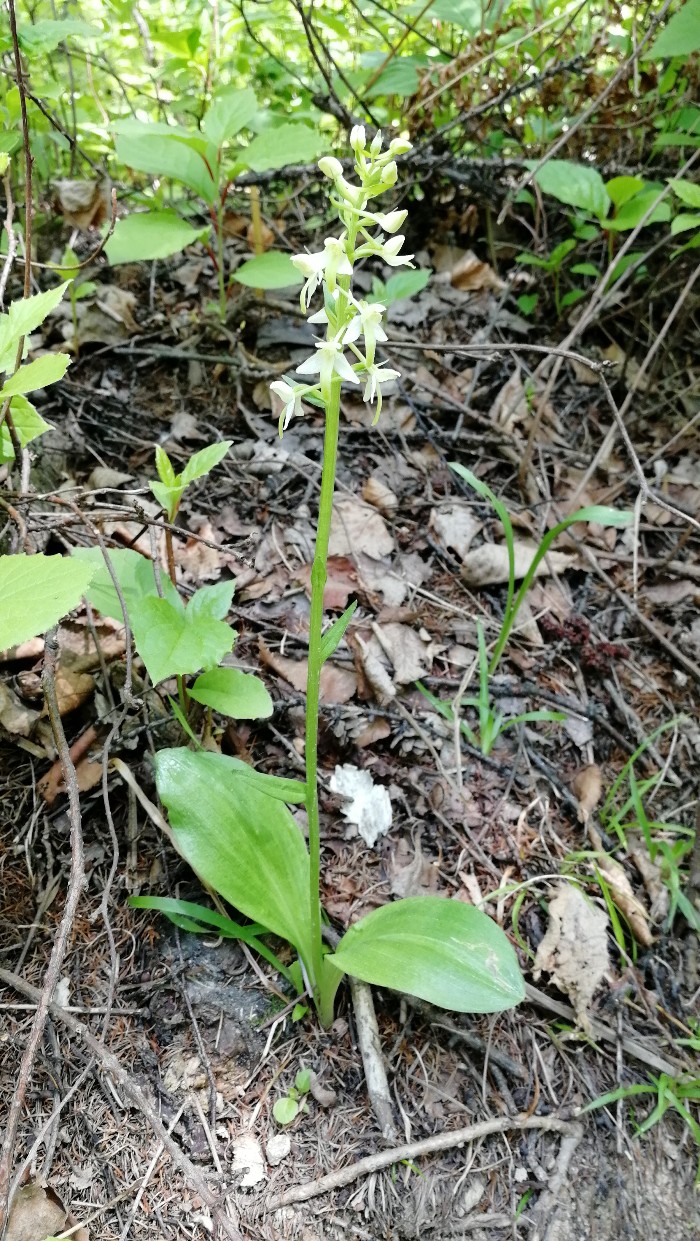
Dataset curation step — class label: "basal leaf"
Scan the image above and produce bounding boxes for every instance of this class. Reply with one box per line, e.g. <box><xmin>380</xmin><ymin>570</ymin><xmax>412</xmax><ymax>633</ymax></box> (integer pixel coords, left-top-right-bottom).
<box><xmin>105</xmin><ymin>210</ymin><xmax>210</xmax><ymax>264</ymax></box>
<box><xmin>0</xmin><ymin>554</ymin><xmax>95</xmax><ymax>649</ymax></box>
<box><xmin>134</xmin><ymin>594</ymin><xmax>234</xmax><ymax>684</ymax></box>
<box><xmin>189</xmin><ymin>667</ymin><xmax>273</xmax><ymax>718</ymax></box>
<box><xmin>330</xmin><ymin>896</ymin><xmax>525</xmax><ymax>1013</ymax></box>
<box><xmin>233</xmin><ymin>252</ymin><xmax>302</xmax><ymax>290</ymax></box>
<box><xmin>155</xmin><ymin>747</ymin><xmax>313</xmax><ymax>964</ymax></box>
<box><xmin>0</xmin><ymin>351</ymin><xmax>70</xmax><ymax>397</ymax></box>
<box><xmin>203</xmin><ymin>86</ymin><xmax>258</xmax><ymax>148</ymax></box>
<box><xmin>207</xmin><ymin>756</ymin><xmax>306</xmax><ymax>804</ymax></box>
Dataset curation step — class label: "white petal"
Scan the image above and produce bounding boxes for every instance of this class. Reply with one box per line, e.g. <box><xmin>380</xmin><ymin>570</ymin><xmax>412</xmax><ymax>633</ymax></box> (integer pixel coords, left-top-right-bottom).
<box><xmin>334</xmin><ymin>353</ymin><xmax>360</xmax><ymax>383</ymax></box>
<box><xmin>296</xmin><ymin>354</ymin><xmax>322</xmax><ymax>376</ymax></box>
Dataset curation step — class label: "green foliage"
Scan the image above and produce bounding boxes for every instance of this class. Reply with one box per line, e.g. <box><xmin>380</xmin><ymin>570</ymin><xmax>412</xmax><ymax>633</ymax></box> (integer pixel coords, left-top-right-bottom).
<box><xmin>189</xmin><ymin>667</ymin><xmax>273</xmax><ymax>719</ymax></box>
<box><xmin>0</xmin><ymin>554</ymin><xmax>95</xmax><ymax>648</ymax></box>
<box><xmin>105</xmin><ymin>211</ymin><xmax>210</xmax><ymax>265</ymax></box>
<box><xmin>151</xmin><ymin>440</ymin><xmax>232</xmax><ymax>522</ymax></box>
<box><xmin>273</xmin><ymin>1068</ymin><xmax>312</xmax><ymax>1125</ymax></box>
<box><xmin>583</xmin><ymin>1072</ymin><xmax>700</xmax><ymax>1182</ymax></box>
<box><xmin>368</xmin><ymin>268</ymin><xmax>432</xmax><ymax>306</ymax></box>
<box><xmin>134</xmin><ymin>582</ymin><xmax>236</xmax><ymax>685</ymax></box>
<box><xmin>648</xmin><ymin>0</ymin><xmax>700</xmax><ymax>58</ymax></box>
<box><xmin>233</xmin><ymin>252</ymin><xmax>302</xmax><ymax>290</ymax></box>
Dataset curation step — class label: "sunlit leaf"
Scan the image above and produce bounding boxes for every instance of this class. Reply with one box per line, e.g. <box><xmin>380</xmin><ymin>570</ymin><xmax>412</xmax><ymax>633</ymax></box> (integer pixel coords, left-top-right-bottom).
<box><xmin>105</xmin><ymin>210</ymin><xmax>210</xmax><ymax>264</ymax></box>
<box><xmin>189</xmin><ymin>667</ymin><xmax>273</xmax><ymax>718</ymax></box>
<box><xmin>0</xmin><ymin>554</ymin><xmax>95</xmax><ymax>649</ymax></box>
<box><xmin>203</xmin><ymin>86</ymin><xmax>258</xmax><ymax>148</ymax></box>
<box><xmin>234</xmin><ymin>252</ymin><xmax>303</xmax><ymax>289</ymax></box>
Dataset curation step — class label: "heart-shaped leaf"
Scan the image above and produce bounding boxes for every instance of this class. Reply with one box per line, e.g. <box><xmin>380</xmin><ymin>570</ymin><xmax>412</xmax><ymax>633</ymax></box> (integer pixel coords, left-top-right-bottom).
<box><xmin>189</xmin><ymin>667</ymin><xmax>273</xmax><ymax>718</ymax></box>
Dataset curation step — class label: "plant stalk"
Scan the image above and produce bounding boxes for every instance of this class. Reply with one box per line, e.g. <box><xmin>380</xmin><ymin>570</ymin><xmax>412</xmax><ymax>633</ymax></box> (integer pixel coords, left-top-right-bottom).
<box><xmin>305</xmin><ymin>375</ymin><xmax>342</xmax><ymax>1018</ymax></box>
<box><xmin>215</xmin><ymin>199</ymin><xmax>226</xmax><ymax>322</ymax></box>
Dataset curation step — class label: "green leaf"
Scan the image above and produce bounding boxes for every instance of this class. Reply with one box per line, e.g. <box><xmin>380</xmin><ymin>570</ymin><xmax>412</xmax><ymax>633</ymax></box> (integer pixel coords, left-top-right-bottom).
<box><xmin>364</xmin><ymin>57</ymin><xmax>421</xmax><ymax>100</ymax></box>
<box><xmin>531</xmin><ymin>159</ymin><xmax>610</xmax><ymax>222</ymax></box>
<box><xmin>242</xmin><ymin>124</ymin><xmax>325</xmax><ymax>172</ymax></box>
<box><xmin>669</xmin><ymin>178</ymin><xmax>700</xmax><ymax>208</ymax></box>
<box><xmin>320</xmin><ymin>601</ymin><xmax>357</xmax><ymax>664</ymax></box>
<box><xmin>376</xmin><ymin>268</ymin><xmax>431</xmax><ymax>305</ymax></box>
<box><xmin>0</xmin><ymin>396</ymin><xmax>51</xmax><ymax>464</ymax></box>
<box><xmin>570</xmin><ymin>263</ymin><xmax>600</xmax><ymax>277</ymax></box>
<box><xmin>18</xmin><ymin>18</ymin><xmax>101</xmax><ymax>54</ymax></box>
<box><xmin>0</xmin><ymin>283</ymin><xmax>70</xmax><ymax>372</ymax></box>
<box><xmin>563</xmin><ymin>505</ymin><xmax>633</xmax><ymax>527</ymax></box>
<box><xmin>188</xmin><ymin>580</ymin><xmax>235</xmax><ymax>621</ymax></box>
<box><xmin>671</xmin><ymin>213</ymin><xmax>700</xmax><ymax>235</ymax></box>
<box><xmin>648</xmin><ymin>0</ymin><xmax>700</xmax><ymax>58</ymax></box>
<box><xmin>273</xmin><ymin>1097</ymin><xmax>299</xmax><ymax>1125</ymax></box>
<box><xmin>114</xmin><ymin>122</ymin><xmax>218</xmax><ymax>204</ymax></box>
<box><xmin>189</xmin><ymin>667</ymin><xmax>273</xmax><ymax>718</ymax></box>
<box><xmin>135</xmin><ymin>590</ymin><xmax>234</xmax><ymax>684</ymax></box>
<box><xmin>295</xmin><ymin>1068</ymin><xmax>312</xmax><ymax>1094</ymax></box>
<box><xmin>233</xmin><ymin>252</ymin><xmax>303</xmax><ymax>290</ymax></box>
<box><xmin>0</xmin><ymin>351</ymin><xmax>69</xmax><ymax>397</ymax></box>
<box><xmin>206</xmin><ymin>756</ymin><xmax>306</xmax><ymax>804</ymax></box>
<box><xmin>72</xmin><ymin>546</ymin><xmax>179</xmax><ymax>623</ymax></box>
<box><xmin>605</xmin><ymin>176</ymin><xmax>645</xmax><ymax>208</ymax></box>
<box><xmin>155</xmin><ymin>444</ymin><xmax>177</xmax><ymax>486</ymax></box>
<box><xmin>330</xmin><ymin>897</ymin><xmax>525</xmax><ymax>1013</ymax></box>
<box><xmin>549</xmin><ymin>238</ymin><xmax>577</xmax><ymax>266</ymax></box>
<box><xmin>155</xmin><ymin>747</ymin><xmax>313</xmax><ymax>965</ymax></box>
<box><xmin>105</xmin><ymin>210</ymin><xmax>210</xmax><ymax>264</ymax></box>
<box><xmin>203</xmin><ymin>86</ymin><xmax>258</xmax><ymax>148</ymax></box>
<box><xmin>150</xmin><ymin>480</ymin><xmax>182</xmax><ymax>519</ymax></box>
<box><xmin>606</xmin><ymin>190</ymin><xmax>671</xmax><ymax>231</ymax></box>
<box><xmin>0</xmin><ymin>554</ymin><xmax>95</xmax><ymax>649</ymax></box>
<box><xmin>181</xmin><ymin>440</ymin><xmax>232</xmax><ymax>485</ymax></box>
<box><xmin>128</xmin><ymin>895</ymin><xmax>293</xmax><ymax>980</ymax></box>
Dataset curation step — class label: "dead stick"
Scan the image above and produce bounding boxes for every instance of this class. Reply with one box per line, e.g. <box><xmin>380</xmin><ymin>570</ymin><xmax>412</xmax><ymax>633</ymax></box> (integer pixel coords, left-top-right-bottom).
<box><xmin>0</xmin><ymin>967</ymin><xmax>249</xmax><ymax>1241</ymax></box>
<box><xmin>268</xmin><ymin>1114</ymin><xmax>579</xmax><ymax>1208</ymax></box>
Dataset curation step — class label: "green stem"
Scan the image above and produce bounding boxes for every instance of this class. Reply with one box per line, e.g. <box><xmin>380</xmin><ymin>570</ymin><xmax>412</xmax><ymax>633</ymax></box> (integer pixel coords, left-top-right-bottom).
<box><xmin>305</xmin><ymin>375</ymin><xmax>342</xmax><ymax>1016</ymax></box>
<box><xmin>215</xmin><ymin>200</ymin><xmax>226</xmax><ymax>322</ymax></box>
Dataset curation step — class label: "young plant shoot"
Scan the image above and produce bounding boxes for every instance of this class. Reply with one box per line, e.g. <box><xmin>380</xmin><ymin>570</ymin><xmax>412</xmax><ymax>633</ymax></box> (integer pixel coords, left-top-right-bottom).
<box><xmin>146</xmin><ymin>130</ymin><xmax>525</xmax><ymax>1027</ymax></box>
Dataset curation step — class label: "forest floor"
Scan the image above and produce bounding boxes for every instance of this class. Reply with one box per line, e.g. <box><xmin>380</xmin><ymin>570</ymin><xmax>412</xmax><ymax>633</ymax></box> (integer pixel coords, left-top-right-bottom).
<box><xmin>1</xmin><ymin>195</ymin><xmax>699</xmax><ymax>1241</ymax></box>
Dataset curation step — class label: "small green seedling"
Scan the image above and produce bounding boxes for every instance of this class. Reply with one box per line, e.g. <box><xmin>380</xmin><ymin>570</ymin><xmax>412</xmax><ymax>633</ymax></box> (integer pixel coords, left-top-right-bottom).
<box><xmin>273</xmin><ymin>1068</ymin><xmax>312</xmax><ymax>1126</ymax></box>
<box><xmin>54</xmin><ymin>245</ymin><xmax>97</xmax><ymax>354</ymax></box>
<box><xmin>583</xmin><ymin>1072</ymin><xmax>700</xmax><ymax>1184</ymax></box>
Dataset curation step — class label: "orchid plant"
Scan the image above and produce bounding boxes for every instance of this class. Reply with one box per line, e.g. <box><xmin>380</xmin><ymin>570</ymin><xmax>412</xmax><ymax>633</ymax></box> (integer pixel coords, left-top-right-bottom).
<box><xmin>134</xmin><ymin>129</ymin><xmax>525</xmax><ymax>1029</ymax></box>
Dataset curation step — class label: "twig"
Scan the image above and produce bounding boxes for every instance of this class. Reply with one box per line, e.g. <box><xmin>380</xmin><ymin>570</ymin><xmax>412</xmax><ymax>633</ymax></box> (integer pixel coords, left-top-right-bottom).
<box><xmin>267</xmin><ymin>1114</ymin><xmax>579</xmax><ymax>1207</ymax></box>
<box><xmin>0</xmin><ymin>630</ymin><xmax>86</xmax><ymax>1235</ymax></box>
<box><xmin>0</xmin><ymin>170</ymin><xmax>17</xmax><ymax>307</ymax></box>
<box><xmin>348</xmin><ymin>976</ymin><xmax>398</xmax><ymax>1141</ymax></box>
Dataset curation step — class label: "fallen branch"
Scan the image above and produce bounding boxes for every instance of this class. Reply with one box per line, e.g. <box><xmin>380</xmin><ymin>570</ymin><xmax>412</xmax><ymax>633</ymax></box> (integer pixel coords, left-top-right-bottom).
<box><xmin>267</xmin><ymin>1114</ymin><xmax>579</xmax><ymax>1208</ymax></box>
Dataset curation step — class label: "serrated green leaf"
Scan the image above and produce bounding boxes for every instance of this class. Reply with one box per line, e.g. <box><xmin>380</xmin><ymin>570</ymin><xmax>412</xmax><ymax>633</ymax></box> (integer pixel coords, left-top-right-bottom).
<box><xmin>319</xmin><ymin>601</ymin><xmax>357</xmax><ymax>664</ymax></box>
<box><xmin>189</xmin><ymin>667</ymin><xmax>273</xmax><ymax>718</ymax></box>
<box><xmin>134</xmin><ymin>593</ymin><xmax>234</xmax><ymax>684</ymax></box>
<box><xmin>18</xmin><ymin>18</ymin><xmax>101</xmax><ymax>54</ymax></box>
<box><xmin>155</xmin><ymin>444</ymin><xmax>177</xmax><ymax>486</ymax></box>
<box><xmin>648</xmin><ymin>0</ymin><xmax>700</xmax><ymax>58</ymax></box>
<box><xmin>114</xmin><ymin>122</ymin><xmax>217</xmax><ymax>204</ymax></box>
<box><xmin>0</xmin><ymin>351</ymin><xmax>69</xmax><ymax>397</ymax></box>
<box><xmin>0</xmin><ymin>554</ymin><xmax>95</xmax><ymax>649</ymax></box>
<box><xmin>669</xmin><ymin>178</ymin><xmax>700</xmax><ymax>208</ymax></box>
<box><xmin>203</xmin><ymin>86</ymin><xmax>258</xmax><ymax>148</ymax></box>
<box><xmin>242</xmin><ymin>124</ymin><xmax>325</xmax><ymax>172</ymax></box>
<box><xmin>273</xmin><ymin>1097</ymin><xmax>299</xmax><ymax>1125</ymax></box>
<box><xmin>0</xmin><ymin>283</ymin><xmax>70</xmax><ymax>372</ymax></box>
<box><xmin>72</xmin><ymin>546</ymin><xmax>179</xmax><ymax>623</ymax></box>
<box><xmin>105</xmin><ymin>210</ymin><xmax>210</xmax><ymax>264</ymax></box>
<box><xmin>181</xmin><ymin>440</ymin><xmax>232</xmax><ymax>485</ymax></box>
<box><xmin>155</xmin><ymin>747</ymin><xmax>313</xmax><ymax>964</ymax></box>
<box><xmin>330</xmin><ymin>897</ymin><xmax>525</xmax><ymax>1013</ymax></box>
<box><xmin>0</xmin><ymin>395</ymin><xmax>51</xmax><ymax>464</ymax></box>
<box><xmin>531</xmin><ymin>159</ymin><xmax>610</xmax><ymax>222</ymax></box>
<box><xmin>233</xmin><ymin>251</ymin><xmax>302</xmax><ymax>290</ymax></box>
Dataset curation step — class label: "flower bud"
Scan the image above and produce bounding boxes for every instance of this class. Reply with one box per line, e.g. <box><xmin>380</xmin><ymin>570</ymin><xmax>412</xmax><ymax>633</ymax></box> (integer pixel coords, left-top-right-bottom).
<box><xmin>370</xmin><ymin>130</ymin><xmax>383</xmax><ymax>157</ymax></box>
<box><xmin>318</xmin><ymin>156</ymin><xmax>343</xmax><ymax>181</ymax></box>
<box><xmin>389</xmin><ymin>136</ymin><xmax>412</xmax><ymax>156</ymax></box>
<box><xmin>350</xmin><ymin>125</ymin><xmax>366</xmax><ymax>154</ymax></box>
<box><xmin>375</xmin><ymin>208</ymin><xmax>407</xmax><ymax>233</ymax></box>
<box><xmin>380</xmin><ymin>160</ymin><xmax>398</xmax><ymax>187</ymax></box>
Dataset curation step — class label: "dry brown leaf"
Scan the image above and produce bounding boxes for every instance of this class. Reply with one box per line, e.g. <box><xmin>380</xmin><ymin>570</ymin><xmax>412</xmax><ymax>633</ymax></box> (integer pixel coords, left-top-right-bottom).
<box><xmin>595</xmin><ymin>845</ymin><xmax>654</xmax><ymax>946</ymax></box>
<box><xmin>533</xmin><ymin>884</ymin><xmax>610</xmax><ymax>1030</ymax></box>
<box><xmin>54</xmin><ymin>177</ymin><xmax>109</xmax><ymax>230</ymax></box>
<box><xmin>7</xmin><ymin>1182</ymin><xmax>88</xmax><ymax>1241</ymax></box>
<box><xmin>461</xmin><ymin>541</ymin><xmax>577</xmax><ymax>587</ymax></box>
<box><xmin>309</xmin><ymin>1072</ymin><xmax>337</xmax><ymax>1108</ymax></box>
<box><xmin>246</xmin><ymin>220</ymin><xmax>275</xmax><ymax>250</ymax></box>
<box><xmin>354</xmin><ymin>716</ymin><xmax>392</xmax><ymax>747</ymax></box>
<box><xmin>354</xmin><ymin>634</ymin><xmax>396</xmax><ymax>705</ymax></box>
<box><xmin>258</xmin><ymin>637</ymin><xmax>356</xmax><ymax>704</ymax></box>
<box><xmin>602</xmin><ymin>342</ymin><xmax>651</xmax><ymax>392</ymax></box>
<box><xmin>369</xmin><ymin>622</ymin><xmax>438</xmax><ymax>685</ymax></box>
<box><xmin>569</xmin><ymin>356</ymin><xmax>600</xmax><ymax>385</ymax></box>
<box><xmin>387</xmin><ymin>831</ymin><xmax>439</xmax><ymax>898</ymax></box>
<box><xmin>631</xmin><ymin>848</ymin><xmax>670</xmax><ymax>924</ymax></box>
<box><xmin>362</xmin><ymin>474</ymin><xmax>398</xmax><ymax>517</ymax></box>
<box><xmin>295</xmin><ymin>556</ymin><xmax>357</xmax><ymax>609</ymax></box>
<box><xmin>329</xmin><ymin>497</ymin><xmax>394</xmax><ymax>559</ymax></box>
<box><xmin>0</xmin><ymin>682</ymin><xmax>40</xmax><ymax>738</ymax></box>
<box><xmin>572</xmin><ymin>763</ymin><xmax>603</xmax><ymax>824</ymax></box>
<box><xmin>450</xmin><ymin>249</ymin><xmax>504</xmax><ymax>292</ymax></box>
<box><xmin>429</xmin><ymin>502</ymin><xmax>479</xmax><ymax>561</ymax></box>
<box><xmin>53</xmin><ymin>658</ymin><xmax>95</xmax><ymax>715</ymax></box>
<box><xmin>490</xmin><ymin>369</ymin><xmax>528</xmax><ymax>432</ymax></box>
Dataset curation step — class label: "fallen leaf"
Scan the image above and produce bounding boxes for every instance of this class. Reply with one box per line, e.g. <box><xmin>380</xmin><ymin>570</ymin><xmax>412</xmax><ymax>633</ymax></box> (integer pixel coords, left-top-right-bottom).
<box><xmin>387</xmin><ymin>831</ymin><xmax>438</xmax><ymax>898</ymax></box>
<box><xmin>295</xmin><ymin>556</ymin><xmax>358</xmax><ymax>609</ymax></box>
<box><xmin>572</xmin><ymin>763</ymin><xmax>603</xmax><ymax>825</ymax></box>
<box><xmin>329</xmin><ymin>497</ymin><xmax>394</xmax><ymax>559</ymax></box>
<box><xmin>176</xmin><ymin>519</ymin><xmax>225</xmax><ymax>582</ymax></box>
<box><xmin>0</xmin><ymin>682</ymin><xmax>40</xmax><ymax>738</ymax></box>
<box><xmin>6</xmin><ymin>1182</ymin><xmax>88</xmax><ymax>1241</ymax></box>
<box><xmin>54</xmin><ymin>177</ymin><xmax>109</xmax><ymax>230</ymax></box>
<box><xmin>353</xmin><ymin>634</ymin><xmax>397</xmax><ymax>705</ymax></box>
<box><xmin>258</xmin><ymin>637</ymin><xmax>357</xmax><ymax>704</ymax></box>
<box><xmin>533</xmin><ymin>884</ymin><xmax>610</xmax><ymax>1030</ymax></box>
<box><xmin>362</xmin><ymin>474</ymin><xmax>398</xmax><ymax>517</ymax></box>
<box><xmin>369</xmin><ymin>621</ymin><xmax>438</xmax><ymax>685</ymax></box>
<box><xmin>329</xmin><ymin>763</ymin><xmax>392</xmax><ymax>847</ymax></box>
<box><xmin>631</xmin><ymin>848</ymin><xmax>670</xmax><ymax>925</ymax></box>
<box><xmin>562</xmin><ymin>713</ymin><xmax>593</xmax><ymax>749</ymax></box>
<box><xmin>590</xmin><ymin>833</ymin><xmax>653</xmax><ymax>947</ymax></box>
<box><xmin>429</xmin><ymin>502</ymin><xmax>479</xmax><ymax>561</ymax></box>
<box><xmin>231</xmin><ymin>1134</ymin><xmax>266</xmax><ymax>1188</ymax></box>
<box><xmin>450</xmin><ymin>249</ymin><xmax>504</xmax><ymax>292</ymax></box>
<box><xmin>86</xmin><ymin>466</ymin><xmax>133</xmax><ymax>490</ymax></box>
<box><xmin>309</xmin><ymin>1072</ymin><xmax>337</xmax><ymax>1108</ymax></box>
<box><xmin>461</xmin><ymin>542</ymin><xmax>578</xmax><ymax>587</ymax></box>
<box><xmin>266</xmin><ymin>1133</ymin><xmax>291</xmax><ymax>1167</ymax></box>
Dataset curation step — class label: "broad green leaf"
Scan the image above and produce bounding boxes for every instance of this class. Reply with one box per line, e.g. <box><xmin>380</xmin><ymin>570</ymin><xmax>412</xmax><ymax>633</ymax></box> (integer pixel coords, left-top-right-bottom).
<box><xmin>330</xmin><ymin>896</ymin><xmax>525</xmax><ymax>1013</ymax></box>
<box><xmin>233</xmin><ymin>252</ymin><xmax>302</xmax><ymax>290</ymax></box>
<box><xmin>319</xmin><ymin>601</ymin><xmax>357</xmax><ymax>664</ymax></box>
<box><xmin>212</xmin><ymin>756</ymin><xmax>306</xmax><ymax>804</ymax></box>
<box><xmin>188</xmin><ymin>580</ymin><xmax>235</xmax><ymax>621</ymax></box>
<box><xmin>648</xmin><ymin>0</ymin><xmax>700</xmax><ymax>57</ymax></box>
<box><xmin>181</xmin><ymin>440</ymin><xmax>232</xmax><ymax>485</ymax></box>
<box><xmin>114</xmin><ymin>123</ymin><xmax>217</xmax><ymax>204</ymax></box>
<box><xmin>105</xmin><ymin>210</ymin><xmax>210</xmax><ymax>264</ymax></box>
<box><xmin>671</xmin><ymin>213</ymin><xmax>700</xmax><ymax>234</ymax></box>
<box><xmin>0</xmin><ymin>283</ymin><xmax>69</xmax><ymax>372</ymax></box>
<box><xmin>606</xmin><ymin>190</ymin><xmax>671</xmax><ymax>231</ymax></box>
<box><xmin>0</xmin><ymin>351</ymin><xmax>69</xmax><ymax>397</ymax></box>
<box><xmin>364</xmin><ymin>57</ymin><xmax>421</xmax><ymax>100</ymax></box>
<box><xmin>570</xmin><ymin>262</ymin><xmax>600</xmax><ymax>277</ymax></box>
<box><xmin>190</xmin><ymin>667</ymin><xmax>273</xmax><ymax>718</ymax></box>
<box><xmin>0</xmin><ymin>554</ymin><xmax>95</xmax><ymax>649</ymax></box>
<box><xmin>0</xmin><ymin>396</ymin><xmax>51</xmax><ymax>464</ymax></box>
<box><xmin>425</xmin><ymin>0</ymin><xmax>481</xmax><ymax>31</ymax></box>
<box><xmin>203</xmin><ymin>86</ymin><xmax>258</xmax><ymax>148</ymax></box>
<box><xmin>377</xmin><ymin>268</ymin><xmax>431</xmax><ymax>305</ymax></box>
<box><xmin>295</xmin><ymin>1069</ymin><xmax>312</xmax><ymax>1094</ymax></box>
<box><xmin>273</xmin><ymin>1097</ymin><xmax>299</xmax><ymax>1125</ymax></box>
<box><xmin>243</xmin><ymin>124</ymin><xmax>325</xmax><ymax>172</ymax></box>
<box><xmin>0</xmin><ymin>153</ymin><xmax>9</xmax><ymax>176</ymax></box>
<box><xmin>18</xmin><ymin>18</ymin><xmax>101</xmax><ymax>54</ymax></box>
<box><xmin>605</xmin><ymin>176</ymin><xmax>645</xmax><ymax>208</ymax></box>
<box><xmin>670</xmin><ymin>178</ymin><xmax>700</xmax><ymax>208</ymax></box>
<box><xmin>72</xmin><ymin>546</ymin><xmax>179</xmax><ymax>623</ymax></box>
<box><xmin>531</xmin><ymin>159</ymin><xmax>610</xmax><ymax>222</ymax></box>
<box><xmin>135</xmin><ymin>590</ymin><xmax>234</xmax><ymax>684</ymax></box>
<box><xmin>155</xmin><ymin>747</ymin><xmax>313</xmax><ymax>964</ymax></box>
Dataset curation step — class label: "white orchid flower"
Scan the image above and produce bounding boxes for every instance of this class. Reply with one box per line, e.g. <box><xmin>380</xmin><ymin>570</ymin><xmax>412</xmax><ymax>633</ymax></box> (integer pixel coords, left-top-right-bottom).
<box><xmin>270</xmin><ymin>378</ymin><xmax>316</xmax><ymax>434</ymax></box>
<box><xmin>347</xmin><ymin>300</ymin><xmax>387</xmax><ymax>367</ymax></box>
<box><xmin>363</xmin><ymin>364</ymin><xmax>400</xmax><ymax>420</ymax></box>
<box><xmin>291</xmin><ymin>248</ymin><xmax>328</xmax><ymax>313</ymax></box>
<box><xmin>296</xmin><ymin>332</ymin><xmax>360</xmax><ymax>391</ymax></box>
<box><xmin>322</xmin><ymin>237</ymin><xmax>353</xmax><ymax>292</ymax></box>
<box><xmin>367</xmin><ymin>209</ymin><xmax>407</xmax><ymax>234</ymax></box>
<box><xmin>350</xmin><ymin>125</ymin><xmax>366</xmax><ymax>155</ymax></box>
<box><xmin>356</xmin><ymin>233</ymin><xmax>414</xmax><ymax>267</ymax></box>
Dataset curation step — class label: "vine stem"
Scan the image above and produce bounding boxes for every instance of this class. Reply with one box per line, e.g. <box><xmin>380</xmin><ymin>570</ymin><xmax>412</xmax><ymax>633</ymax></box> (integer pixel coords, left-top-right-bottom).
<box><xmin>304</xmin><ymin>375</ymin><xmax>341</xmax><ymax>1020</ymax></box>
